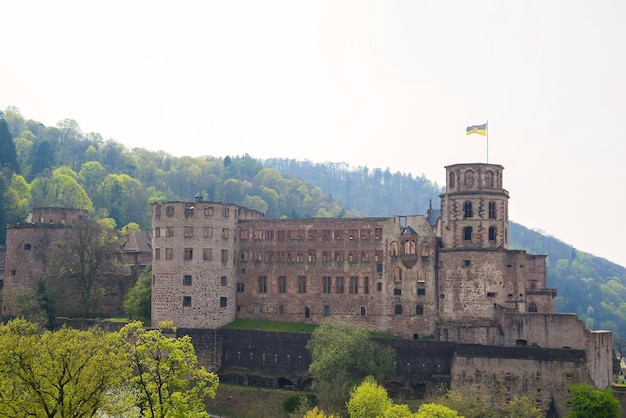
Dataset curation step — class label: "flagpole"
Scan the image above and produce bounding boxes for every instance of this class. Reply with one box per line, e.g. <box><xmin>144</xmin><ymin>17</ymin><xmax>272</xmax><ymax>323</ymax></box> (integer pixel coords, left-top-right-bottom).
<box><xmin>486</xmin><ymin>120</ymin><xmax>489</xmax><ymax>163</ymax></box>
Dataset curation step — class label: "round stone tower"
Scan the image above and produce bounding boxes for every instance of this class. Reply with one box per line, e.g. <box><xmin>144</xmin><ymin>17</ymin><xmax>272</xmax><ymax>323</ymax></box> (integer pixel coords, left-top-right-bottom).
<box><xmin>439</xmin><ymin>163</ymin><xmax>509</xmax><ymax>250</ymax></box>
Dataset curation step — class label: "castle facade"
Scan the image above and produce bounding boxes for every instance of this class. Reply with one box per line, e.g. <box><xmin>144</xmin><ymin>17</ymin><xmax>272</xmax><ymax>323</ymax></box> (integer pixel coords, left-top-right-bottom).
<box><xmin>150</xmin><ymin>162</ymin><xmax>611</xmax><ymax>389</ymax></box>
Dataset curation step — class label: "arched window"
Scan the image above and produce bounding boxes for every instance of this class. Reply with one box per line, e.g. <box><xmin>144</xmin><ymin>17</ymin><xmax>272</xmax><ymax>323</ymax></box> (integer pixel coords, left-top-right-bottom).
<box><xmin>390</xmin><ymin>241</ymin><xmax>399</xmax><ymax>257</ymax></box>
<box><xmin>528</xmin><ymin>303</ymin><xmax>538</xmax><ymax>313</ymax></box>
<box><xmin>449</xmin><ymin>172</ymin><xmax>456</xmax><ymax>189</ymax></box>
<box><xmin>393</xmin><ymin>266</ymin><xmax>402</xmax><ymax>282</ymax></box>
<box><xmin>463</xmin><ymin>201</ymin><xmax>473</xmax><ymax>218</ymax></box>
<box><xmin>464</xmin><ymin>170</ymin><xmax>474</xmax><ymax>187</ymax></box>
<box><xmin>485</xmin><ymin>170</ymin><xmax>494</xmax><ymax>188</ymax></box>
<box><xmin>488</xmin><ymin>201</ymin><xmax>496</xmax><ymax>219</ymax></box>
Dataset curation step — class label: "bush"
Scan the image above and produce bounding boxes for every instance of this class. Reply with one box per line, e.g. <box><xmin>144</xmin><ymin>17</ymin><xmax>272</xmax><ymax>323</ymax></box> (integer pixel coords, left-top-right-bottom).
<box><xmin>284</xmin><ymin>393</ymin><xmax>317</xmax><ymax>413</ymax></box>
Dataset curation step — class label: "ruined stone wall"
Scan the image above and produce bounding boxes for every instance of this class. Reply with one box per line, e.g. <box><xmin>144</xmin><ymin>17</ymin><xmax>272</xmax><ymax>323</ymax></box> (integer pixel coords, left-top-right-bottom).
<box><xmin>235</xmin><ymin>216</ymin><xmax>438</xmax><ymax>339</ymax></box>
<box><xmin>451</xmin><ymin>346</ymin><xmax>589</xmax><ymax>416</ymax></box>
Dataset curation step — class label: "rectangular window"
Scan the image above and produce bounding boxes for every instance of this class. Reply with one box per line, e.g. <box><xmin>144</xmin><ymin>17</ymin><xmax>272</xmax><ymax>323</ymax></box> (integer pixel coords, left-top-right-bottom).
<box><xmin>335</xmin><ymin>276</ymin><xmax>345</xmax><ymax>294</ymax></box>
<box><xmin>394</xmin><ymin>288</ymin><xmax>402</xmax><ymax>295</ymax></box>
<box><xmin>349</xmin><ymin>276</ymin><xmax>359</xmax><ymax>294</ymax></box>
<box><xmin>374</xmin><ymin>227</ymin><xmax>383</xmax><ymax>239</ymax></box>
<box><xmin>322</xmin><ymin>251</ymin><xmax>331</xmax><ymax>263</ymax></box>
<box><xmin>278</xmin><ymin>276</ymin><xmax>287</xmax><ymax>293</ymax></box>
<box><xmin>308</xmin><ymin>250</ymin><xmax>316</xmax><ymax>263</ymax></box>
<box><xmin>360</xmin><ymin>251</ymin><xmax>369</xmax><ymax>263</ymax></box>
<box><xmin>279</xmin><ymin>305</ymin><xmax>284</xmax><ymax>315</ymax></box>
<box><xmin>203</xmin><ymin>248</ymin><xmax>212</xmax><ymax>261</ymax></box>
<box><xmin>240</xmin><ymin>229</ymin><xmax>249</xmax><ymax>240</ymax></box>
<box><xmin>489</xmin><ymin>226</ymin><xmax>497</xmax><ymax>241</ymax></box>
<box><xmin>166</xmin><ymin>227</ymin><xmax>174</xmax><ymax>237</ymax></box>
<box><xmin>375</xmin><ymin>250</ymin><xmax>383</xmax><ymax>262</ymax></box>
<box><xmin>298</xmin><ymin>276</ymin><xmax>307</xmax><ymax>293</ymax></box>
<box><xmin>154</xmin><ymin>248</ymin><xmax>161</xmax><ymax>260</ymax></box>
<box><xmin>183</xmin><ymin>275</ymin><xmax>192</xmax><ymax>286</ymax></box>
<box><xmin>334</xmin><ymin>251</ymin><xmax>344</xmax><ymax>263</ymax></box>
<box><xmin>236</xmin><ymin>283</ymin><xmax>245</xmax><ymax>293</ymax></box>
<box><xmin>253</xmin><ymin>230</ymin><xmax>263</xmax><ymax>240</ymax></box>
<box><xmin>487</xmin><ymin>292</ymin><xmax>496</xmax><ymax>297</ymax></box>
<box><xmin>277</xmin><ymin>230</ymin><xmax>285</xmax><ymax>241</ymax></box>
<box><xmin>221</xmin><ymin>249</ymin><xmax>228</xmax><ymax>262</ymax></box>
<box><xmin>204</xmin><ymin>206</ymin><xmax>214</xmax><ymax>217</ymax></box>
<box><xmin>184</xmin><ymin>248</ymin><xmax>193</xmax><ymax>260</ymax></box>
<box><xmin>165</xmin><ymin>247</ymin><xmax>173</xmax><ymax>260</ymax></box>
<box><xmin>184</xmin><ymin>226</ymin><xmax>194</xmax><ymax>237</ymax></box>
<box><xmin>258</xmin><ymin>276</ymin><xmax>268</xmax><ymax>293</ymax></box>
<box><xmin>222</xmin><ymin>206</ymin><xmax>229</xmax><ymax>217</ymax></box>
<box><xmin>395</xmin><ymin>304</ymin><xmax>403</xmax><ymax>314</ymax></box>
<box><xmin>155</xmin><ymin>206</ymin><xmax>162</xmax><ymax>218</ymax></box>
<box><xmin>276</xmin><ymin>251</ymin><xmax>286</xmax><ymax>263</ymax></box>
<box><xmin>377</xmin><ymin>282</ymin><xmax>382</xmax><ymax>292</ymax></box>
<box><xmin>417</xmin><ymin>288</ymin><xmax>426</xmax><ymax>295</ymax></box>
<box><xmin>488</xmin><ymin>201</ymin><xmax>496</xmax><ymax>219</ymax></box>
<box><xmin>334</xmin><ymin>230</ymin><xmax>343</xmax><ymax>240</ymax></box>
<box><xmin>222</xmin><ymin>228</ymin><xmax>229</xmax><ymax>239</ymax></box>
<box><xmin>221</xmin><ymin>276</ymin><xmax>227</xmax><ymax>286</ymax></box>
<box><xmin>154</xmin><ymin>227</ymin><xmax>161</xmax><ymax>238</ymax></box>
<box><xmin>348</xmin><ymin>229</ymin><xmax>358</xmax><ymax>240</ymax></box>
<box><xmin>308</xmin><ymin>230</ymin><xmax>318</xmax><ymax>241</ymax></box>
<box><xmin>203</xmin><ymin>227</ymin><xmax>213</xmax><ymax>238</ymax></box>
<box><xmin>363</xmin><ymin>276</ymin><xmax>369</xmax><ymax>294</ymax></box>
<box><xmin>265</xmin><ymin>251</ymin><xmax>274</xmax><ymax>263</ymax></box>
<box><xmin>183</xmin><ymin>296</ymin><xmax>191</xmax><ymax>307</ymax></box>
<box><xmin>323</xmin><ymin>276</ymin><xmax>332</xmax><ymax>294</ymax></box>
<box><xmin>360</xmin><ymin>229</ymin><xmax>371</xmax><ymax>240</ymax></box>
<box><xmin>348</xmin><ymin>251</ymin><xmax>356</xmax><ymax>263</ymax></box>
<box><xmin>296</xmin><ymin>251</ymin><xmax>304</xmax><ymax>263</ymax></box>
<box><xmin>463</xmin><ymin>226</ymin><xmax>473</xmax><ymax>241</ymax></box>
<box><xmin>360</xmin><ymin>306</ymin><xmax>366</xmax><ymax>316</ymax></box>
<box><xmin>166</xmin><ymin>206</ymin><xmax>175</xmax><ymax>217</ymax></box>
<box><xmin>416</xmin><ymin>304</ymin><xmax>424</xmax><ymax>315</ymax></box>
<box><xmin>305</xmin><ymin>306</ymin><xmax>310</xmax><ymax>318</ymax></box>
<box><xmin>323</xmin><ymin>305</ymin><xmax>330</xmax><ymax>316</ymax></box>
<box><xmin>254</xmin><ymin>305</ymin><xmax>259</xmax><ymax>314</ymax></box>
<box><xmin>321</xmin><ymin>230</ymin><xmax>332</xmax><ymax>240</ymax></box>
<box><xmin>220</xmin><ymin>297</ymin><xmax>227</xmax><ymax>308</ymax></box>
<box><xmin>265</xmin><ymin>230</ymin><xmax>275</xmax><ymax>240</ymax></box>
<box><xmin>253</xmin><ymin>251</ymin><xmax>262</xmax><ymax>262</ymax></box>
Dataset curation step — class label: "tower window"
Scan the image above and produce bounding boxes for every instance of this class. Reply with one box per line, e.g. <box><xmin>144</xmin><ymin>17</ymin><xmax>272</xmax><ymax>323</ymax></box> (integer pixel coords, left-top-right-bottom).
<box><xmin>489</xmin><ymin>226</ymin><xmax>497</xmax><ymax>241</ymax></box>
<box><xmin>464</xmin><ymin>170</ymin><xmax>474</xmax><ymax>187</ymax></box>
<box><xmin>463</xmin><ymin>227</ymin><xmax>473</xmax><ymax>241</ymax></box>
<box><xmin>23</xmin><ymin>243</ymin><xmax>32</xmax><ymax>250</ymax></box>
<box><xmin>220</xmin><ymin>297</ymin><xmax>227</xmax><ymax>308</ymax></box>
<box><xmin>463</xmin><ymin>201</ymin><xmax>473</xmax><ymax>218</ymax></box>
<box><xmin>485</xmin><ymin>170</ymin><xmax>494</xmax><ymax>188</ymax></box>
<box><xmin>449</xmin><ymin>172</ymin><xmax>456</xmax><ymax>189</ymax></box>
<box><xmin>182</xmin><ymin>296</ymin><xmax>191</xmax><ymax>307</ymax></box>
<box><xmin>395</xmin><ymin>304</ymin><xmax>403</xmax><ymax>315</ymax></box>
<box><xmin>183</xmin><ymin>275</ymin><xmax>192</xmax><ymax>286</ymax></box>
<box><xmin>528</xmin><ymin>303</ymin><xmax>538</xmax><ymax>313</ymax></box>
<box><xmin>416</xmin><ymin>305</ymin><xmax>424</xmax><ymax>315</ymax></box>
<box><xmin>488</xmin><ymin>201</ymin><xmax>496</xmax><ymax>219</ymax></box>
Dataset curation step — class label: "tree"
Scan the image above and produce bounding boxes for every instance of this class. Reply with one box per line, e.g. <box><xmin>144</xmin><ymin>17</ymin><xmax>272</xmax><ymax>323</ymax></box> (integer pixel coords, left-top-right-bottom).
<box><xmin>0</xmin><ymin>117</ymin><xmax>19</xmax><ymax>173</ymax></box>
<box><xmin>0</xmin><ymin>318</ymin><xmax>130</xmax><ymax>417</ymax></box>
<box><xmin>49</xmin><ymin>217</ymin><xmax>119</xmax><ymax>316</ymax></box>
<box><xmin>306</xmin><ymin>319</ymin><xmax>395</xmax><ymax>414</ymax></box>
<box><xmin>120</xmin><ymin>321</ymin><xmax>219</xmax><ymax>417</ymax></box>
<box><xmin>31</xmin><ymin>140</ymin><xmax>54</xmax><ymax>177</ymax></box>
<box><xmin>3</xmin><ymin>173</ymin><xmax>30</xmax><ymax>224</ymax></box>
<box><xmin>346</xmin><ymin>376</ymin><xmax>392</xmax><ymax>418</ymax></box>
<box><xmin>426</xmin><ymin>390</ymin><xmax>496</xmax><ymax>418</ymax></box>
<box><xmin>124</xmin><ymin>265</ymin><xmax>152</xmax><ymax>323</ymax></box>
<box><xmin>15</xmin><ymin>278</ymin><xmax>56</xmax><ymax>329</ymax></box>
<box><xmin>505</xmin><ymin>395</ymin><xmax>543</xmax><ymax>418</ymax></box>
<box><xmin>415</xmin><ymin>403</ymin><xmax>461</xmax><ymax>418</ymax></box>
<box><xmin>565</xmin><ymin>383</ymin><xmax>621</xmax><ymax>418</ymax></box>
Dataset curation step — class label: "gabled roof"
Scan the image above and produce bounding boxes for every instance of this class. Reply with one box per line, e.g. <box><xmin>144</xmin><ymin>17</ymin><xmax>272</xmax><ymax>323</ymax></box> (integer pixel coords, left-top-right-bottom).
<box><xmin>119</xmin><ymin>230</ymin><xmax>152</xmax><ymax>254</ymax></box>
<box><xmin>401</xmin><ymin>226</ymin><xmax>417</xmax><ymax>235</ymax></box>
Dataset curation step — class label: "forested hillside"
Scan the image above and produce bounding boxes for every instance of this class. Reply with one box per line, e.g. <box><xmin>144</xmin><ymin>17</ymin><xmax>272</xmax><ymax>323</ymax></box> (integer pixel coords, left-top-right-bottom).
<box><xmin>1</xmin><ymin>107</ymin><xmax>626</xmax><ymax>340</ymax></box>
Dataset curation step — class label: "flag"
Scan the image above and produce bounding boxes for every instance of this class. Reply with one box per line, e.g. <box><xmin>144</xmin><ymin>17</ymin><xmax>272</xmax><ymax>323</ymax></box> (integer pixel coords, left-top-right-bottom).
<box><xmin>466</xmin><ymin>123</ymin><xmax>487</xmax><ymax>136</ymax></box>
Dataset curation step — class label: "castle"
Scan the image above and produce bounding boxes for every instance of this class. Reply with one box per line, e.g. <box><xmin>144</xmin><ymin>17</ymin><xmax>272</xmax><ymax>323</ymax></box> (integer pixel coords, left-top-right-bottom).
<box><xmin>150</xmin><ymin>162</ymin><xmax>612</xmax><ymax>388</ymax></box>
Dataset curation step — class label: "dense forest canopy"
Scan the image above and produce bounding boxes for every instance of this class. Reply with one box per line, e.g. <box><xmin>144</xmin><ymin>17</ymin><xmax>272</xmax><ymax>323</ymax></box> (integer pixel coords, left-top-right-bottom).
<box><xmin>1</xmin><ymin>107</ymin><xmax>626</xmax><ymax>340</ymax></box>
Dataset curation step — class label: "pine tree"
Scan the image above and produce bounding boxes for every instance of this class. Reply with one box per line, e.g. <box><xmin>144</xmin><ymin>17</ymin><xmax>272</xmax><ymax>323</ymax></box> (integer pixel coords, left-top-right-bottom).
<box><xmin>0</xmin><ymin>118</ymin><xmax>19</xmax><ymax>173</ymax></box>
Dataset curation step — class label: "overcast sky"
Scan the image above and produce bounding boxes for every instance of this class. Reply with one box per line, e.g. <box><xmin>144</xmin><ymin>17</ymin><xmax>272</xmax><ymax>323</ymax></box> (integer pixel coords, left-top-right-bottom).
<box><xmin>2</xmin><ymin>1</ymin><xmax>626</xmax><ymax>268</ymax></box>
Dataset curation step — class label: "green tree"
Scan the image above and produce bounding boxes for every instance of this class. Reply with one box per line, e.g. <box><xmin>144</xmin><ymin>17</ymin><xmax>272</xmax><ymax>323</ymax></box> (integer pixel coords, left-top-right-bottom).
<box><xmin>0</xmin><ymin>318</ymin><xmax>130</xmax><ymax>417</ymax></box>
<box><xmin>120</xmin><ymin>321</ymin><xmax>219</xmax><ymax>418</ymax></box>
<box><xmin>427</xmin><ymin>390</ymin><xmax>495</xmax><ymax>418</ymax></box>
<box><xmin>0</xmin><ymin>117</ymin><xmax>19</xmax><ymax>173</ymax></box>
<box><xmin>307</xmin><ymin>319</ymin><xmax>395</xmax><ymax>414</ymax></box>
<box><xmin>3</xmin><ymin>173</ymin><xmax>30</xmax><ymax>224</ymax></box>
<box><xmin>346</xmin><ymin>376</ymin><xmax>392</xmax><ymax>418</ymax></box>
<box><xmin>415</xmin><ymin>403</ymin><xmax>460</xmax><ymax>418</ymax></box>
<box><xmin>30</xmin><ymin>167</ymin><xmax>93</xmax><ymax>211</ymax></box>
<box><xmin>565</xmin><ymin>383</ymin><xmax>621</xmax><ymax>418</ymax></box>
<box><xmin>31</xmin><ymin>140</ymin><xmax>54</xmax><ymax>178</ymax></box>
<box><xmin>15</xmin><ymin>278</ymin><xmax>56</xmax><ymax>329</ymax></box>
<box><xmin>505</xmin><ymin>395</ymin><xmax>543</xmax><ymax>418</ymax></box>
<box><xmin>124</xmin><ymin>265</ymin><xmax>152</xmax><ymax>323</ymax></box>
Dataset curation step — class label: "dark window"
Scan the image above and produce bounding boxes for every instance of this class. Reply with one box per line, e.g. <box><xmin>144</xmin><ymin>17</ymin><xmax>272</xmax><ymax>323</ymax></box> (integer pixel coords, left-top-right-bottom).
<box><xmin>377</xmin><ymin>282</ymin><xmax>382</xmax><ymax>292</ymax></box>
<box><xmin>154</xmin><ymin>248</ymin><xmax>161</xmax><ymax>260</ymax></box>
<box><xmin>463</xmin><ymin>227</ymin><xmax>473</xmax><ymax>241</ymax></box>
<box><xmin>203</xmin><ymin>248</ymin><xmax>212</xmax><ymax>261</ymax></box>
<box><xmin>489</xmin><ymin>226</ymin><xmax>497</xmax><ymax>241</ymax></box>
<box><xmin>485</xmin><ymin>170</ymin><xmax>494</xmax><ymax>187</ymax></box>
<box><xmin>323</xmin><ymin>276</ymin><xmax>332</xmax><ymax>294</ymax></box>
<box><xmin>183</xmin><ymin>275</ymin><xmax>192</xmax><ymax>286</ymax></box>
<box><xmin>220</xmin><ymin>297</ymin><xmax>227</xmax><ymax>307</ymax></box>
<box><xmin>221</xmin><ymin>249</ymin><xmax>228</xmax><ymax>262</ymax></box>
<box><xmin>360</xmin><ymin>306</ymin><xmax>366</xmax><ymax>316</ymax></box>
<box><xmin>184</xmin><ymin>226</ymin><xmax>193</xmax><ymax>237</ymax></box>
<box><xmin>184</xmin><ymin>248</ymin><xmax>193</xmax><ymax>260</ymax></box>
<box><xmin>464</xmin><ymin>259</ymin><xmax>471</xmax><ymax>267</ymax></box>
<box><xmin>464</xmin><ymin>170</ymin><xmax>474</xmax><ymax>187</ymax></box>
<box><xmin>182</xmin><ymin>296</ymin><xmax>191</xmax><ymax>307</ymax></box>
<box><xmin>166</xmin><ymin>206</ymin><xmax>175</xmax><ymax>217</ymax></box>
<box><xmin>417</xmin><ymin>288</ymin><xmax>425</xmax><ymax>295</ymax></box>
<box><xmin>416</xmin><ymin>305</ymin><xmax>424</xmax><ymax>315</ymax></box>
<box><xmin>349</xmin><ymin>277</ymin><xmax>359</xmax><ymax>294</ymax></box>
<box><xmin>305</xmin><ymin>307</ymin><xmax>310</xmax><ymax>318</ymax></box>
<box><xmin>394</xmin><ymin>288</ymin><xmax>402</xmax><ymax>295</ymax></box>
<box><xmin>258</xmin><ymin>276</ymin><xmax>267</xmax><ymax>293</ymax></box>
<box><xmin>278</xmin><ymin>276</ymin><xmax>287</xmax><ymax>293</ymax></box>
<box><xmin>363</xmin><ymin>276</ymin><xmax>370</xmax><ymax>294</ymax></box>
<box><xmin>323</xmin><ymin>306</ymin><xmax>330</xmax><ymax>316</ymax></box>
<box><xmin>528</xmin><ymin>303</ymin><xmax>538</xmax><ymax>313</ymax></box>
<box><xmin>449</xmin><ymin>172</ymin><xmax>456</xmax><ymax>189</ymax></box>
<box><xmin>298</xmin><ymin>276</ymin><xmax>307</xmax><ymax>293</ymax></box>
<box><xmin>236</xmin><ymin>283</ymin><xmax>245</xmax><ymax>292</ymax></box>
<box><xmin>488</xmin><ymin>201</ymin><xmax>496</xmax><ymax>219</ymax></box>
<box><xmin>335</xmin><ymin>276</ymin><xmax>344</xmax><ymax>294</ymax></box>
<box><xmin>463</xmin><ymin>201</ymin><xmax>473</xmax><ymax>218</ymax></box>
<box><xmin>487</xmin><ymin>292</ymin><xmax>496</xmax><ymax>297</ymax></box>
<box><xmin>221</xmin><ymin>276</ymin><xmax>227</xmax><ymax>286</ymax></box>
<box><xmin>166</xmin><ymin>227</ymin><xmax>174</xmax><ymax>237</ymax></box>
<box><xmin>395</xmin><ymin>304</ymin><xmax>403</xmax><ymax>315</ymax></box>
<box><xmin>374</xmin><ymin>227</ymin><xmax>383</xmax><ymax>239</ymax></box>
<box><xmin>279</xmin><ymin>305</ymin><xmax>284</xmax><ymax>315</ymax></box>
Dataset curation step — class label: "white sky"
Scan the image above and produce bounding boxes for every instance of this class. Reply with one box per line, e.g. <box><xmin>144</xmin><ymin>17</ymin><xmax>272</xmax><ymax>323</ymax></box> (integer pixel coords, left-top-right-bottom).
<box><xmin>2</xmin><ymin>1</ymin><xmax>626</xmax><ymax>268</ymax></box>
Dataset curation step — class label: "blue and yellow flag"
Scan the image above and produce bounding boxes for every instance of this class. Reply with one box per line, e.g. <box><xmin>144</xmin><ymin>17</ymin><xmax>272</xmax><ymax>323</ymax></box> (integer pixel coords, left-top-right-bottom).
<box><xmin>466</xmin><ymin>123</ymin><xmax>487</xmax><ymax>136</ymax></box>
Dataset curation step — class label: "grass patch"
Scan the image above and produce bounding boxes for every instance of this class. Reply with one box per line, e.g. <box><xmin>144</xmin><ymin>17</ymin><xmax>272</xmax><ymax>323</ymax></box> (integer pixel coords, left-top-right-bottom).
<box><xmin>221</xmin><ymin>319</ymin><xmax>398</xmax><ymax>338</ymax></box>
<box><xmin>205</xmin><ymin>383</ymin><xmax>297</xmax><ymax>418</ymax></box>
